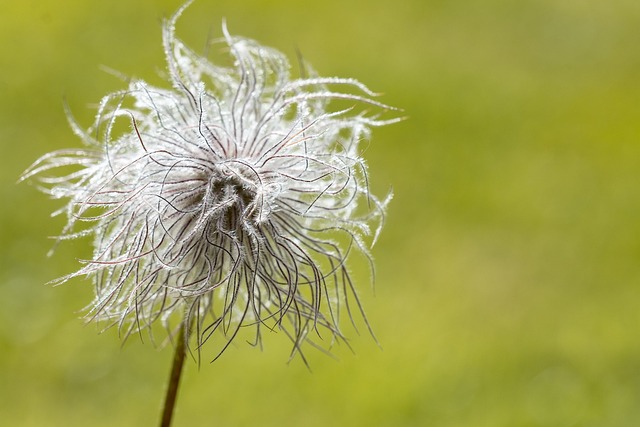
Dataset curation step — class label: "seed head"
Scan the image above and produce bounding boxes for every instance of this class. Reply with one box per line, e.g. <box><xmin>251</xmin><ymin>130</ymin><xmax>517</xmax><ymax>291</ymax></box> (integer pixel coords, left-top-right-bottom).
<box><xmin>22</xmin><ymin>3</ymin><xmax>397</xmax><ymax>362</ymax></box>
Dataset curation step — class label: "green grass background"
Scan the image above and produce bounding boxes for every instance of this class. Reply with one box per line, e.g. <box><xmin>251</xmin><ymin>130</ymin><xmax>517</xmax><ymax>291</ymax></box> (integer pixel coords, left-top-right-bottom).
<box><xmin>2</xmin><ymin>0</ymin><xmax>640</xmax><ymax>425</ymax></box>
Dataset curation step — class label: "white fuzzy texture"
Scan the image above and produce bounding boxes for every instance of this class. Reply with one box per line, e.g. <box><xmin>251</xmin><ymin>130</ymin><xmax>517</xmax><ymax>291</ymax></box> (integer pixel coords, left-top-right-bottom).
<box><xmin>22</xmin><ymin>4</ymin><xmax>396</xmax><ymax>362</ymax></box>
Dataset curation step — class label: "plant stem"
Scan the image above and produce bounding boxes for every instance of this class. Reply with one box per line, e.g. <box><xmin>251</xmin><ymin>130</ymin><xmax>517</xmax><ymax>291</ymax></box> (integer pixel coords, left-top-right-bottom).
<box><xmin>160</xmin><ymin>323</ymin><xmax>188</xmax><ymax>427</ymax></box>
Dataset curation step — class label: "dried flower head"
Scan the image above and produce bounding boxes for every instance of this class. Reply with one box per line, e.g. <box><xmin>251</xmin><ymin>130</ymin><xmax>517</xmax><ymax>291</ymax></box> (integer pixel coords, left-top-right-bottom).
<box><xmin>22</xmin><ymin>3</ymin><xmax>397</xmax><ymax>362</ymax></box>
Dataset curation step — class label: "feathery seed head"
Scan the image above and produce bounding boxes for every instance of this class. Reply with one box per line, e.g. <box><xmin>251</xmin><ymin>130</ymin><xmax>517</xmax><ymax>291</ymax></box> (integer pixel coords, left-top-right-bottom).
<box><xmin>22</xmin><ymin>4</ymin><xmax>397</xmax><ymax>362</ymax></box>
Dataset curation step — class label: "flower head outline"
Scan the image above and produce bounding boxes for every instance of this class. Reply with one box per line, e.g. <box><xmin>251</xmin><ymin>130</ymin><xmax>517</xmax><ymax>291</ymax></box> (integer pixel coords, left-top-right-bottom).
<box><xmin>22</xmin><ymin>3</ymin><xmax>397</xmax><ymax>362</ymax></box>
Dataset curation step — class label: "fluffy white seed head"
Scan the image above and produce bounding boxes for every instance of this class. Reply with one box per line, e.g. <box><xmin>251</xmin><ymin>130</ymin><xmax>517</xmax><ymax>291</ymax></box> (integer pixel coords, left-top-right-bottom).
<box><xmin>22</xmin><ymin>4</ymin><xmax>397</xmax><ymax>362</ymax></box>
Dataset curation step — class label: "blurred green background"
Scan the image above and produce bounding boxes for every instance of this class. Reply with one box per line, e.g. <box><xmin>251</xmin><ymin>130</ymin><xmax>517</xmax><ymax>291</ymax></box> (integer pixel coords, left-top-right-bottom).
<box><xmin>2</xmin><ymin>0</ymin><xmax>640</xmax><ymax>425</ymax></box>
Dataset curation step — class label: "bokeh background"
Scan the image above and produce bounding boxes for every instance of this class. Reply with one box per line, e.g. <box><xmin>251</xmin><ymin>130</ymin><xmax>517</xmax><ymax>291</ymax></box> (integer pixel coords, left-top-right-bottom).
<box><xmin>2</xmin><ymin>0</ymin><xmax>640</xmax><ymax>425</ymax></box>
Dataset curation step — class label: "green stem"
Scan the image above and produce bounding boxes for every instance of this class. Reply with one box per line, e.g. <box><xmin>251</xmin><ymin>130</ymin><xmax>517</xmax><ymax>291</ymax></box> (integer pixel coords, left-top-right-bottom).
<box><xmin>160</xmin><ymin>323</ymin><xmax>188</xmax><ymax>427</ymax></box>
